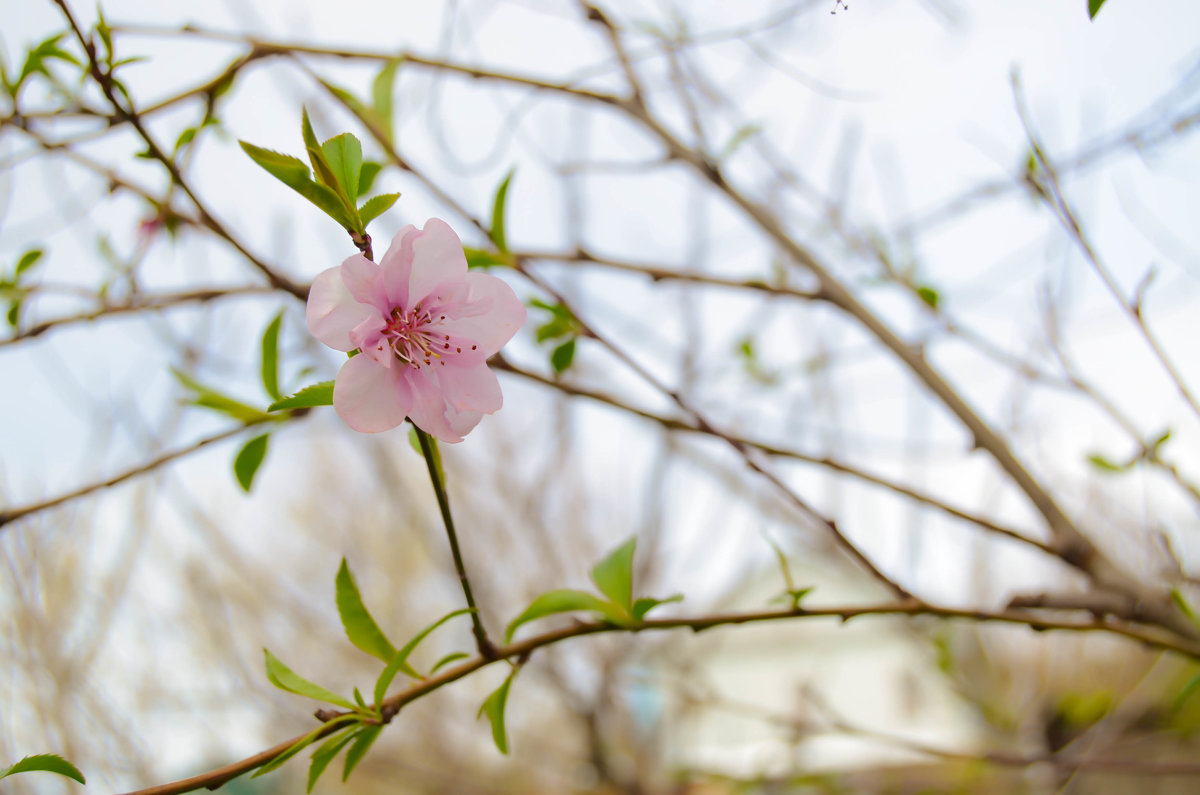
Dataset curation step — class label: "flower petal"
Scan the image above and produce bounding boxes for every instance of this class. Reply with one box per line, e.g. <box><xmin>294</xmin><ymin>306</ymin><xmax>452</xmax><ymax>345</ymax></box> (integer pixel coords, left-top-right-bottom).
<box><xmin>306</xmin><ymin>266</ymin><xmax>377</xmax><ymax>352</ymax></box>
<box><xmin>381</xmin><ymin>224</ymin><xmax>417</xmax><ymax>308</ymax></box>
<box><xmin>403</xmin><ymin>368</ymin><xmax>467</xmax><ymax>443</ymax></box>
<box><xmin>334</xmin><ymin>354</ymin><xmax>412</xmax><ymax>433</ymax></box>
<box><xmin>438</xmin><ymin>363</ymin><xmax>503</xmax><ymax>413</ymax></box>
<box><xmin>439</xmin><ymin>272</ymin><xmax>526</xmax><ymax>356</ymax></box>
<box><xmin>408</xmin><ymin>219</ymin><xmax>468</xmax><ymax>307</ymax></box>
<box><xmin>340</xmin><ymin>253</ymin><xmax>389</xmax><ymax>314</ymax></box>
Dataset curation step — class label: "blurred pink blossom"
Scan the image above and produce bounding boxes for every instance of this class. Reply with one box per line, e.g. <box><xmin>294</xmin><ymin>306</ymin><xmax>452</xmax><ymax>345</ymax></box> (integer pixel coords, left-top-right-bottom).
<box><xmin>306</xmin><ymin>218</ymin><xmax>525</xmax><ymax>442</ymax></box>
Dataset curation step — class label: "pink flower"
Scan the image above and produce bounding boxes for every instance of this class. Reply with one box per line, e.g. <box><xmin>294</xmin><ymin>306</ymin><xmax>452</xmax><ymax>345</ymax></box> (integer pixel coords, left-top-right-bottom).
<box><xmin>305</xmin><ymin>218</ymin><xmax>526</xmax><ymax>442</ymax></box>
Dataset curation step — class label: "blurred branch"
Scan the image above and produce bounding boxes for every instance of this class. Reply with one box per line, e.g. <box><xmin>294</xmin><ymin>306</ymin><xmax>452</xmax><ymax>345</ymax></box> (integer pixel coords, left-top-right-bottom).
<box><xmin>0</xmin><ymin>285</ymin><xmax>277</xmax><ymax>348</ymax></box>
<box><xmin>49</xmin><ymin>0</ymin><xmax>309</xmax><ymax>300</ymax></box>
<box><xmin>114</xmin><ymin>598</ymin><xmax>1200</xmax><ymax>795</ymax></box>
<box><xmin>0</xmin><ymin>424</ymin><xmax>259</xmax><ymax>530</ymax></box>
<box><xmin>1014</xmin><ymin>73</ymin><xmax>1200</xmax><ymax>423</ymax></box>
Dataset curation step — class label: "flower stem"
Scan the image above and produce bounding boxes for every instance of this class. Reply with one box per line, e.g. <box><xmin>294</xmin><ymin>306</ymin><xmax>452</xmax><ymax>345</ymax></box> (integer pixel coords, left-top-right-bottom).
<box><xmin>414</xmin><ymin>426</ymin><xmax>497</xmax><ymax>660</ymax></box>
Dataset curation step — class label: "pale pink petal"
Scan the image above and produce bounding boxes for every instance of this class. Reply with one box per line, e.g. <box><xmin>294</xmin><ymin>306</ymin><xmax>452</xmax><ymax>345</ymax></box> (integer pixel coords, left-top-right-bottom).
<box><xmin>340</xmin><ymin>254</ymin><xmax>389</xmax><ymax>314</ymax></box>
<box><xmin>437</xmin><ymin>363</ymin><xmax>503</xmax><ymax>413</ymax></box>
<box><xmin>438</xmin><ymin>272</ymin><xmax>526</xmax><ymax>356</ymax></box>
<box><xmin>381</xmin><ymin>224</ymin><xmax>417</xmax><ymax>307</ymax></box>
<box><xmin>334</xmin><ymin>354</ymin><xmax>412</xmax><ymax>433</ymax></box>
<box><xmin>348</xmin><ymin>316</ymin><xmax>391</xmax><ymax>367</ymax></box>
<box><xmin>306</xmin><ymin>266</ymin><xmax>377</xmax><ymax>352</ymax></box>
<box><xmin>403</xmin><ymin>368</ymin><xmax>466</xmax><ymax>443</ymax></box>
<box><xmin>408</xmin><ymin>219</ymin><xmax>468</xmax><ymax>307</ymax></box>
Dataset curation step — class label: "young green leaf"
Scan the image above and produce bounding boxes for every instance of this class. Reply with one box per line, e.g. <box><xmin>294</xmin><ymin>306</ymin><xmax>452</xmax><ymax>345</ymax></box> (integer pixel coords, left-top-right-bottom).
<box><xmin>490</xmin><ymin>169</ymin><xmax>515</xmax><ymax>253</ymax></box>
<box><xmin>504</xmin><ymin>589</ymin><xmax>625</xmax><ymax>643</ymax></box>
<box><xmin>322</xmin><ymin>133</ymin><xmax>364</xmax><ymax>204</ymax></box>
<box><xmin>0</xmin><ymin>754</ymin><xmax>86</xmax><ymax>784</ymax></box>
<box><xmin>916</xmin><ymin>286</ymin><xmax>940</xmax><ymax>310</ymax></box>
<box><xmin>14</xmin><ymin>249</ymin><xmax>43</xmax><ymax>280</ymax></box>
<box><xmin>373</xmin><ymin>608</ymin><xmax>474</xmax><ymax>705</ymax></box>
<box><xmin>239</xmin><ymin>141</ymin><xmax>312</xmax><ymax>190</ymax></box>
<box><xmin>263</xmin><ymin>648</ymin><xmax>356</xmax><ymax>709</ymax></box>
<box><xmin>550</xmin><ymin>338</ymin><xmax>576</xmax><ymax>374</ymax></box>
<box><xmin>372</xmin><ymin>60</ymin><xmax>400</xmax><ymax>142</ymax></box>
<box><xmin>171</xmin><ymin>368</ymin><xmax>274</xmax><ymax>424</ymax></box>
<box><xmin>478</xmin><ymin>671</ymin><xmax>516</xmax><ymax>755</ymax></box>
<box><xmin>591</xmin><ymin>536</ymin><xmax>637</xmax><ymax>613</ymax></box>
<box><xmin>631</xmin><ymin>594</ymin><xmax>684</xmax><ymax>622</ymax></box>
<box><xmin>306</xmin><ymin>725</ymin><xmax>358</xmax><ymax>793</ymax></box>
<box><xmin>253</xmin><ymin>716</ymin><xmax>358</xmax><ymax>779</ymax></box>
<box><xmin>1086</xmin><ymin>453</ymin><xmax>1128</xmax><ymax>473</ymax></box>
<box><xmin>260</xmin><ymin>310</ymin><xmax>284</xmax><ymax>400</ymax></box>
<box><xmin>318</xmin><ymin>79</ymin><xmax>371</xmax><ymax>125</ymax></box>
<box><xmin>464</xmin><ymin>247</ymin><xmax>512</xmax><ymax>270</ymax></box>
<box><xmin>336</xmin><ymin>559</ymin><xmax>397</xmax><ymax>664</ymax></box>
<box><xmin>268</xmin><ymin>381</ymin><xmax>334</xmax><ymax>412</ymax></box>
<box><xmin>429</xmin><ymin>651</ymin><xmax>469</xmax><ymax>675</ymax></box>
<box><xmin>234</xmin><ymin>433</ymin><xmax>270</xmax><ymax>492</ymax></box>
<box><xmin>359</xmin><ymin>193</ymin><xmax>400</xmax><ymax>227</ymax></box>
<box><xmin>1088</xmin><ymin>0</ymin><xmax>1108</xmax><ymax>19</ymax></box>
<box><xmin>342</xmin><ymin>725</ymin><xmax>382</xmax><ymax>781</ymax></box>
<box><xmin>357</xmin><ymin>162</ymin><xmax>383</xmax><ymax>197</ymax></box>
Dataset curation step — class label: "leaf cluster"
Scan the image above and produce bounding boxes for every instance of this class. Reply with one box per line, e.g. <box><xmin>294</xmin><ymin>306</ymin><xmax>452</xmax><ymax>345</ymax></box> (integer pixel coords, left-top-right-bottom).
<box><xmin>239</xmin><ymin>110</ymin><xmax>398</xmax><ymax>241</ymax></box>
<box><xmin>255</xmin><ymin>560</ymin><xmax>474</xmax><ymax>790</ymax></box>
<box><xmin>505</xmin><ymin>536</ymin><xmax>682</xmax><ymax>643</ymax></box>
<box><xmin>1</xmin><ymin>248</ymin><xmax>43</xmax><ymax>329</ymax></box>
<box><xmin>530</xmin><ymin>298</ymin><xmax>581</xmax><ymax>375</ymax></box>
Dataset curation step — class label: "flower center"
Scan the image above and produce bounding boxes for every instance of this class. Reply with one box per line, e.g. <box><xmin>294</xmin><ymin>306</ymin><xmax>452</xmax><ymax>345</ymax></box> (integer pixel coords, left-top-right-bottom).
<box><xmin>382</xmin><ymin>303</ymin><xmax>447</xmax><ymax>369</ymax></box>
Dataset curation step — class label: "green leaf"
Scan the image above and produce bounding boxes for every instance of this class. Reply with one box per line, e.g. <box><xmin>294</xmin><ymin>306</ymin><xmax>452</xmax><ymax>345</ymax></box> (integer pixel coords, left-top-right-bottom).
<box><xmin>306</xmin><ymin>725</ymin><xmax>358</xmax><ymax>793</ymax></box>
<box><xmin>240</xmin><ymin>140</ymin><xmax>360</xmax><ymax>231</ymax></box>
<box><xmin>1088</xmin><ymin>0</ymin><xmax>1108</xmax><ymax>19</ymax></box>
<box><xmin>95</xmin><ymin>9</ymin><xmax>114</xmax><ymax>61</ymax></box>
<box><xmin>0</xmin><ymin>754</ymin><xmax>86</xmax><ymax>784</ymax></box>
<box><xmin>916</xmin><ymin>285</ymin><xmax>940</xmax><ymax>310</ymax></box>
<box><xmin>631</xmin><ymin>594</ymin><xmax>683</xmax><ymax>621</ymax></box>
<box><xmin>322</xmin><ymin>133</ymin><xmax>364</xmax><ymax>205</ymax></box>
<box><xmin>550</xmin><ymin>338</ymin><xmax>576</xmax><ymax>374</ymax></box>
<box><xmin>1148</xmin><ymin>428</ymin><xmax>1172</xmax><ymax>457</ymax></box>
<box><xmin>358</xmin><ymin>193</ymin><xmax>400</xmax><ymax>227</ymax></box>
<box><xmin>234</xmin><ymin>433</ymin><xmax>270</xmax><ymax>492</ymax></box>
<box><xmin>239</xmin><ymin>140</ymin><xmax>312</xmax><ymax>189</ymax></box>
<box><xmin>170</xmin><ymin>368</ymin><xmax>274</xmax><ymax>424</ymax></box>
<box><xmin>429</xmin><ymin>651</ymin><xmax>469</xmax><ymax>674</ymax></box>
<box><xmin>14</xmin><ymin>249</ymin><xmax>43</xmax><ymax>280</ymax></box>
<box><xmin>263</xmin><ymin>648</ymin><xmax>356</xmax><ymax>709</ymax></box>
<box><xmin>591</xmin><ymin>536</ymin><xmax>637</xmax><ymax>613</ymax></box>
<box><xmin>719</xmin><ymin>122</ymin><xmax>762</xmax><ymax>160</ymax></box>
<box><xmin>260</xmin><ymin>310</ymin><xmax>284</xmax><ymax>400</ymax></box>
<box><xmin>505</xmin><ymin>589</ymin><xmax>624</xmax><ymax>643</ymax></box>
<box><xmin>253</xmin><ymin>716</ymin><xmax>357</xmax><ymax>779</ymax></box>
<box><xmin>268</xmin><ymin>381</ymin><xmax>334</xmax><ymax>412</ymax></box>
<box><xmin>1086</xmin><ymin>453</ymin><xmax>1128</xmax><ymax>473</ymax></box>
<box><xmin>5</xmin><ymin>301</ymin><xmax>19</xmax><ymax>328</ymax></box>
<box><xmin>477</xmin><ymin>671</ymin><xmax>516</xmax><ymax>755</ymax></box>
<box><xmin>373</xmin><ymin>608</ymin><xmax>474</xmax><ymax>705</ymax></box>
<box><xmin>535</xmin><ymin>319</ymin><xmax>572</xmax><ymax>343</ymax></box>
<box><xmin>464</xmin><ymin>247</ymin><xmax>512</xmax><ymax>270</ymax></box>
<box><xmin>357</xmin><ymin>162</ymin><xmax>383</xmax><ymax>197</ymax></box>
<box><xmin>371</xmin><ymin>60</ymin><xmax>400</xmax><ymax>142</ymax></box>
<box><xmin>1173</xmin><ymin>672</ymin><xmax>1200</xmax><ymax>714</ymax></box>
<box><xmin>490</xmin><ymin>169</ymin><xmax>515</xmax><ymax>253</ymax></box>
<box><xmin>336</xmin><ymin>559</ymin><xmax>397</xmax><ymax>664</ymax></box>
<box><xmin>319</xmin><ymin>80</ymin><xmax>371</xmax><ymax>123</ymax></box>
<box><xmin>342</xmin><ymin>725</ymin><xmax>382</xmax><ymax>781</ymax></box>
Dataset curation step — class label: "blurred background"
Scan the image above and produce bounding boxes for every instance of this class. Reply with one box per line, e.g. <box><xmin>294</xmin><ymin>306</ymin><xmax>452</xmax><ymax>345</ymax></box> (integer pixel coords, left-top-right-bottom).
<box><xmin>3</xmin><ymin>0</ymin><xmax>1200</xmax><ymax>792</ymax></box>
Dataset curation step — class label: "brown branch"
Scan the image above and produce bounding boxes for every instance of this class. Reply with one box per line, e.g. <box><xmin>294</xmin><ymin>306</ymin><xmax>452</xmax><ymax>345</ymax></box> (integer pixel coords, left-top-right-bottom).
<box><xmin>50</xmin><ymin>0</ymin><xmax>309</xmax><ymax>301</ymax></box>
<box><xmin>0</xmin><ymin>425</ymin><xmax>252</xmax><ymax>531</ymax></box>
<box><xmin>115</xmin><ymin>598</ymin><xmax>1200</xmax><ymax>795</ymax></box>
<box><xmin>1</xmin><ymin>286</ymin><xmax>277</xmax><ymax>349</ymax></box>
